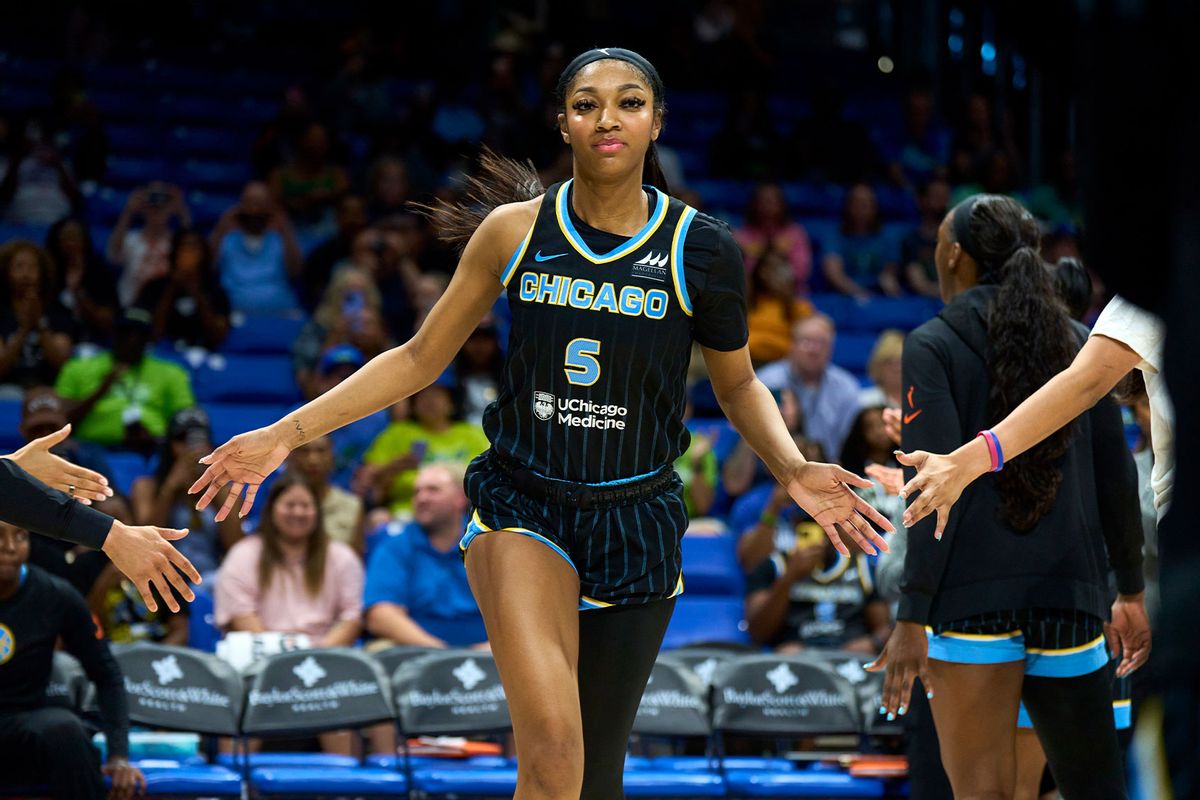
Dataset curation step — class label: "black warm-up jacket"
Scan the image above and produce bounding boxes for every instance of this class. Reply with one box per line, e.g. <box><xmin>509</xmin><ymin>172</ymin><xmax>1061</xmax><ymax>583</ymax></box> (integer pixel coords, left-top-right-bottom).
<box><xmin>0</xmin><ymin>459</ymin><xmax>112</xmax><ymax>549</ymax></box>
<box><xmin>898</xmin><ymin>284</ymin><xmax>1145</xmax><ymax>626</ymax></box>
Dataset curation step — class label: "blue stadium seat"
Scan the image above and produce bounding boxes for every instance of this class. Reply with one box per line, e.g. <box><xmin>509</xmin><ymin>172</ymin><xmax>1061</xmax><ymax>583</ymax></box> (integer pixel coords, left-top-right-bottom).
<box><xmin>187</xmin><ymin>587</ymin><xmax>221</xmax><ymax>652</ymax></box>
<box><xmin>0</xmin><ymin>222</ymin><xmax>51</xmax><ymax>246</ymax></box>
<box><xmin>681</xmin><ymin>534</ymin><xmax>744</xmax><ymax>596</ymax></box>
<box><xmin>832</xmin><ymin>332</ymin><xmax>879</xmax><ymax>373</ymax></box>
<box><xmin>84</xmin><ymin>186</ymin><xmax>130</xmax><ymax>226</ymax></box>
<box><xmin>104</xmin><ymin>451</ymin><xmax>154</xmax><ymax>497</ymax></box>
<box><xmin>661</xmin><ymin>597</ymin><xmax>749</xmax><ymax>649</ymax></box>
<box><xmin>0</xmin><ymin>398</ymin><xmax>25</xmax><ymax>452</ymax></box>
<box><xmin>105</xmin><ymin>155</ymin><xmax>171</xmax><ymax>188</ymax></box>
<box><xmin>192</xmin><ymin>355</ymin><xmax>300</xmax><ymax>404</ymax></box>
<box><xmin>724</xmin><ymin>764</ymin><xmax>887</xmax><ymax>797</ymax></box>
<box><xmin>783</xmin><ymin>183</ymin><xmax>846</xmax><ymax>218</ymax></box>
<box><xmin>168</xmin><ymin>126</ymin><xmax>253</xmax><ymax>158</ymax></box>
<box><xmin>249</xmin><ymin>766</ymin><xmax>408</xmax><ymax>796</ymax></box>
<box><xmin>218</xmin><ymin>752</ymin><xmax>361</xmax><ymax>770</ymax></box>
<box><xmin>222</xmin><ymin>314</ymin><xmax>307</xmax><ymax>355</ymax></box>
<box><xmin>138</xmin><ymin>764</ymin><xmax>244</xmax><ymax>797</ymax></box>
<box><xmin>107</xmin><ymin>124</ymin><xmax>161</xmax><ymax>155</ymax></box>
<box><xmin>186</xmin><ymin>191</ymin><xmax>240</xmax><ymax>228</ymax></box>
<box><xmin>175</xmin><ymin>159</ymin><xmax>252</xmax><ymax>193</ymax></box>
<box><xmin>204</xmin><ymin>403</ymin><xmax>294</xmax><ymax>446</ymax></box>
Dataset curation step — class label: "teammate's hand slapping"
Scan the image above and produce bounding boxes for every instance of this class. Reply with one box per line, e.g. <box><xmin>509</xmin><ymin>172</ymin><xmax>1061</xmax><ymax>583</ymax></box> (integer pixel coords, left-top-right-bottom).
<box><xmin>188</xmin><ymin>425</ymin><xmax>293</xmax><ymax>521</ymax></box>
<box><xmin>785</xmin><ymin>461</ymin><xmax>894</xmax><ymax>557</ymax></box>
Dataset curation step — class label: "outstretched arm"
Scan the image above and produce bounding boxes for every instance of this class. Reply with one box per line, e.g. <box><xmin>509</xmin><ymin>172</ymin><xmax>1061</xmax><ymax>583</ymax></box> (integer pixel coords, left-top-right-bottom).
<box><xmin>703</xmin><ymin>345</ymin><xmax>893</xmax><ymax>556</ymax></box>
<box><xmin>899</xmin><ymin>332</ymin><xmax>1143</xmax><ymax>533</ymax></box>
<box><xmin>190</xmin><ymin>200</ymin><xmax>538</xmax><ymax>521</ymax></box>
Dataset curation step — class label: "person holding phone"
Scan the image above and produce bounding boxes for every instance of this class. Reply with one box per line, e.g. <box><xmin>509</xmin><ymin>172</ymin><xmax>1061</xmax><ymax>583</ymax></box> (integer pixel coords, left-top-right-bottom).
<box><xmin>108</xmin><ymin>181</ymin><xmax>191</xmax><ymax>307</ymax></box>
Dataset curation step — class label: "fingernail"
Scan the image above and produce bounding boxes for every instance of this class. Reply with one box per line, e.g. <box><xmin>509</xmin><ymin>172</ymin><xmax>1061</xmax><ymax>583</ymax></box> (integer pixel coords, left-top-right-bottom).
<box><xmin>878</xmin><ymin>705</ymin><xmax>887</xmax><ymax>714</ymax></box>
<box><xmin>864</xmin><ymin>661</ymin><xmax>875</xmax><ymax>669</ymax></box>
<box><xmin>899</xmin><ymin>491</ymin><xmax>906</xmax><ymax>499</ymax></box>
<box><xmin>893</xmin><ymin>450</ymin><xmax>903</xmax><ymax>456</ymax></box>
<box><xmin>926</xmin><ymin>690</ymin><xmax>934</xmax><ymax>699</ymax></box>
<box><xmin>887</xmin><ymin>712</ymin><xmax>895</xmax><ymax>721</ymax></box>
<box><xmin>100</xmin><ymin>477</ymin><xmax>109</xmax><ymax>485</ymax></box>
<box><xmin>898</xmin><ymin>705</ymin><xmax>907</xmax><ymax>716</ymax></box>
<box><xmin>935</xmin><ymin>532</ymin><xmax>942</xmax><ymax>541</ymax></box>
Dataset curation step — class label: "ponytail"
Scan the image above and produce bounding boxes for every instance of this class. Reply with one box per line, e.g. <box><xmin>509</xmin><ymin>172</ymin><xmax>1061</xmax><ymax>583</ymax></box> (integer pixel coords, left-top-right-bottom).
<box><xmin>410</xmin><ymin>146</ymin><xmax>544</xmax><ymax>253</ymax></box>
<box><xmin>643</xmin><ymin>142</ymin><xmax>670</xmax><ymax>194</ymax></box>
<box><xmin>984</xmin><ymin>229</ymin><xmax>1078</xmax><ymax>530</ymax></box>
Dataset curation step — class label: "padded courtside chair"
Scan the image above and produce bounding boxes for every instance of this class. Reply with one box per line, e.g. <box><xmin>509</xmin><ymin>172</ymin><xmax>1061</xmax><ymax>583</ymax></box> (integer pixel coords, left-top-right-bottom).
<box><xmin>114</xmin><ymin>643</ymin><xmax>245</xmax><ymax>797</ymax></box>
<box><xmin>711</xmin><ymin>654</ymin><xmax>887</xmax><ymax>798</ymax></box>
<box><xmin>238</xmin><ymin>647</ymin><xmax>407</xmax><ymax>797</ymax></box>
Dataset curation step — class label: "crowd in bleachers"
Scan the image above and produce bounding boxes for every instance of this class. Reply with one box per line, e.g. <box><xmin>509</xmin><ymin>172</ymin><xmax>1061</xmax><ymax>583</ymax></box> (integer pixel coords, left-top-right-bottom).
<box><xmin>0</xmin><ymin>3</ymin><xmax>1143</xmax><ymax>793</ymax></box>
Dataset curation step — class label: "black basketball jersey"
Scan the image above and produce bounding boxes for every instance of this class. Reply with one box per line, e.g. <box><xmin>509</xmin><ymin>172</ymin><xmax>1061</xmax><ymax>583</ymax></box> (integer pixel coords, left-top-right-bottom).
<box><xmin>483</xmin><ymin>179</ymin><xmax>748</xmax><ymax>483</ymax></box>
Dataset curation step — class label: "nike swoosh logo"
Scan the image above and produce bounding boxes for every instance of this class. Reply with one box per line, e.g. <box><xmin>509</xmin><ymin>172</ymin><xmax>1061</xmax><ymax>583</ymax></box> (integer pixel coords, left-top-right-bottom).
<box><xmin>534</xmin><ymin>251</ymin><xmax>567</xmax><ymax>262</ymax></box>
<box><xmin>903</xmin><ymin>410</ymin><xmax>923</xmax><ymax>425</ymax></box>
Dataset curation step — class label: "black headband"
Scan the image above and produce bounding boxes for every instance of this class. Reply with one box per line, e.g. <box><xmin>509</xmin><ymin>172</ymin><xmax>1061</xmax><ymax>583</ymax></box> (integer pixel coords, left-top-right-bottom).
<box><xmin>950</xmin><ymin>194</ymin><xmax>985</xmax><ymax>264</ymax></box>
<box><xmin>556</xmin><ymin>47</ymin><xmax>664</xmax><ymax>106</ymax></box>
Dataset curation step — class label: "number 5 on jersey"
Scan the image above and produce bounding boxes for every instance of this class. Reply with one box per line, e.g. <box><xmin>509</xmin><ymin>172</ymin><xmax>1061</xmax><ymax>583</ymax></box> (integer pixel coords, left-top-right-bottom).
<box><xmin>564</xmin><ymin>338</ymin><xmax>601</xmax><ymax>386</ymax></box>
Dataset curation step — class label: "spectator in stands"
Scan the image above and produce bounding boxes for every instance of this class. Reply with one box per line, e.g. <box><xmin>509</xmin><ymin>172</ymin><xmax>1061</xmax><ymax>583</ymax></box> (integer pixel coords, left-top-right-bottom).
<box><xmin>19</xmin><ymin>387</ymin><xmax>113</xmax><ymax>596</ymax></box>
<box><xmin>108</xmin><ymin>182</ymin><xmax>191</xmax><ymax>307</ymax></box>
<box><xmin>902</xmin><ymin>177</ymin><xmax>950</xmax><ymax>298</ymax></box>
<box><xmin>883</xmin><ymin>87</ymin><xmax>951</xmax><ymax>189</ymax></box>
<box><xmin>360</xmin><ymin>223</ymin><xmax>418</xmax><ymax>342</ymax></box>
<box><xmin>950</xmin><ymin>93</ymin><xmax>1023</xmax><ymax>188</ymax></box>
<box><xmin>758</xmin><ymin>314</ymin><xmax>862</xmax><ymax>463</ymax></box>
<box><xmin>722</xmin><ymin>386</ymin><xmax>804</xmax><ymax>499</ymax></box>
<box><xmin>730</xmin><ymin>435</ymin><xmax>827</xmax><ymax>571</ymax></box>
<box><xmin>411</xmin><ymin>271</ymin><xmax>450</xmax><ymax>331</ymax></box>
<box><xmin>268</xmin><ymin>122</ymin><xmax>349</xmax><ymax>236</ymax></box>
<box><xmin>45</xmin><ymin>217</ymin><xmax>117</xmax><ymax>345</ymax></box>
<box><xmin>309</xmin><ymin>345</ymin><xmax>391</xmax><ymax>490</ymax></box>
<box><xmin>292</xmin><ymin>266</ymin><xmax>391</xmax><ymax>399</ymax></box>
<box><xmin>214</xmin><ymin>473</ymin><xmax>363</xmax><ymax>755</ymax></box>
<box><xmin>55</xmin><ymin>307</ymin><xmax>195</xmax><ymax>451</ymax></box>
<box><xmin>130</xmin><ymin>408</ymin><xmax>240</xmax><ymax>584</ymax></box>
<box><xmin>0</xmin><ymin>241</ymin><xmax>74</xmax><ymax>395</ymax></box>
<box><xmin>709</xmin><ymin>91</ymin><xmax>781</xmax><ymax>180</ymax></box>
<box><xmin>301</xmin><ymin>194</ymin><xmax>368</xmax><ymax>310</ymax></box>
<box><xmin>87</xmin><ymin>492</ymin><xmax>189</xmax><ymax>645</ymax></box>
<box><xmin>839</xmin><ymin>405</ymin><xmax>900</xmax><ymax>477</ymax></box>
<box><xmin>822</xmin><ymin>183</ymin><xmax>901</xmax><ymax>299</ymax></box>
<box><xmin>744</xmin><ymin>527</ymin><xmax>891</xmax><ymax>654</ymax></box>
<box><xmin>0</xmin><ymin>115</ymin><xmax>82</xmax><ymax>225</ymax></box>
<box><xmin>251</xmin><ymin>86</ymin><xmax>315</xmax><ymax>178</ymax></box>
<box><xmin>363</xmin><ymin>463</ymin><xmax>487</xmax><ymax>647</ymax></box>
<box><xmin>211</xmin><ymin>181</ymin><xmax>302</xmax><ymax>313</ymax></box>
<box><xmin>455</xmin><ymin>321</ymin><xmax>504</xmax><ymax>425</ymax></box>
<box><xmin>135</xmin><ymin>229</ymin><xmax>231</xmax><ymax>351</ymax></box>
<box><xmin>363</xmin><ymin>375</ymin><xmax>489</xmax><ymax>517</ymax></box>
<box><xmin>859</xmin><ymin>330</ymin><xmax>904</xmax><ymax>409</ymax></box>
<box><xmin>289</xmin><ymin>435</ymin><xmax>365</xmax><ymax>553</ymax></box>
<box><xmin>746</xmin><ymin>248</ymin><xmax>815</xmax><ymax>365</ymax></box>
<box><xmin>215</xmin><ymin>472</ymin><xmax>362</xmax><ymax>639</ymax></box>
<box><xmin>1025</xmin><ymin>149</ymin><xmax>1082</xmax><ymax>229</ymax></box>
<box><xmin>0</xmin><ymin>520</ymin><xmax>146</xmax><ymax>800</ymax></box>
<box><xmin>365</xmin><ymin>155</ymin><xmax>413</xmax><ymax>223</ymax></box>
<box><xmin>675</xmin><ymin>400</ymin><xmax>717</xmax><ymax>518</ymax></box>
<box><xmin>735</xmin><ymin>183</ymin><xmax>813</xmax><ymax>293</ymax></box>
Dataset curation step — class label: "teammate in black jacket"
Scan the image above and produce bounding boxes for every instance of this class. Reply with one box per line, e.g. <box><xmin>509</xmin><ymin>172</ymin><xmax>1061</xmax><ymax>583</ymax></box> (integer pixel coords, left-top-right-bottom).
<box><xmin>866</xmin><ymin>194</ymin><xmax>1145</xmax><ymax>799</ymax></box>
<box><xmin>189</xmin><ymin>48</ymin><xmax>894</xmax><ymax>799</ymax></box>
<box><xmin>0</xmin><ymin>519</ymin><xmax>145</xmax><ymax>799</ymax></box>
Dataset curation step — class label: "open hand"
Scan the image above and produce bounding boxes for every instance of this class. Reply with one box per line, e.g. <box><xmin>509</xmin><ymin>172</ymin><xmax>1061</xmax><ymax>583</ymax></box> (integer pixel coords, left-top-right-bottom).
<box><xmin>785</xmin><ymin>461</ymin><xmax>893</xmax><ymax>557</ymax></box>
<box><xmin>103</xmin><ymin>757</ymin><xmax>146</xmax><ymax>799</ymax></box>
<box><xmin>865</xmin><ymin>464</ymin><xmax>905</xmax><ymax>496</ymax></box>
<box><xmin>865</xmin><ymin>621</ymin><xmax>932</xmax><ymax>719</ymax></box>
<box><xmin>102</xmin><ymin>522</ymin><xmax>200</xmax><ymax>613</ymax></box>
<box><xmin>1109</xmin><ymin>593</ymin><xmax>1151</xmax><ymax>678</ymax></box>
<box><xmin>189</xmin><ymin>425</ymin><xmax>293</xmax><ymax>521</ymax></box>
<box><xmin>5</xmin><ymin>425</ymin><xmax>112</xmax><ymax>504</ymax></box>
<box><xmin>896</xmin><ymin>447</ymin><xmax>984</xmax><ymax>538</ymax></box>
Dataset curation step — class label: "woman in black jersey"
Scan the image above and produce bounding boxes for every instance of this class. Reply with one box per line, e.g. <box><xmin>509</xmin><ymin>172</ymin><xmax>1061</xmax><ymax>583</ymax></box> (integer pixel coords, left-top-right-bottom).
<box><xmin>189</xmin><ymin>48</ymin><xmax>893</xmax><ymax>799</ymax></box>
<box><xmin>866</xmin><ymin>194</ymin><xmax>1147</xmax><ymax>799</ymax></box>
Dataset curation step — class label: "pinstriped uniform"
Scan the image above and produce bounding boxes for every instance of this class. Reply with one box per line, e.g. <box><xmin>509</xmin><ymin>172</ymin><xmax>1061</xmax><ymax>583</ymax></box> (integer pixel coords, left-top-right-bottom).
<box><xmin>461</xmin><ymin>180</ymin><xmax>748</xmax><ymax>609</ymax></box>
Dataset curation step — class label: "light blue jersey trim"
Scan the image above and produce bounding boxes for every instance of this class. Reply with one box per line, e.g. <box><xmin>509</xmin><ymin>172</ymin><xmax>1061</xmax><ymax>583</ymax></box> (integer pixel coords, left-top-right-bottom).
<box><xmin>460</xmin><ymin>511</ymin><xmax>577</xmax><ymax>575</ymax></box>
<box><xmin>926</xmin><ymin>628</ymin><xmax>1025</xmax><ymax>664</ymax></box>
<box><xmin>555</xmin><ymin>179</ymin><xmax>668</xmax><ymax>264</ymax></box>
<box><xmin>500</xmin><ymin>220</ymin><xmax>536</xmax><ymax>287</ymax></box>
<box><xmin>1018</xmin><ymin>698</ymin><xmax>1131</xmax><ymax>730</ymax></box>
<box><xmin>670</xmin><ymin>206</ymin><xmax>697</xmax><ymax>315</ymax></box>
<box><xmin>1024</xmin><ymin>635</ymin><xmax>1109</xmax><ymax>678</ymax></box>
<box><xmin>528</xmin><ymin>464</ymin><xmax>662</xmax><ymax>487</ymax></box>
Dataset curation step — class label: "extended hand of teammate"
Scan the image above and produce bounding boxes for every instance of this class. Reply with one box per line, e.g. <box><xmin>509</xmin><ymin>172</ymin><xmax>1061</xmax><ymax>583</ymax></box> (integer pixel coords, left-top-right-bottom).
<box><xmin>894</xmin><ymin>445</ymin><xmax>988</xmax><ymax>539</ymax></box>
<box><xmin>865</xmin><ymin>620</ymin><xmax>932</xmax><ymax>720</ymax></box>
<box><xmin>3</xmin><ymin>424</ymin><xmax>113</xmax><ymax>504</ymax></box>
<box><xmin>785</xmin><ymin>461</ymin><xmax>893</xmax><ymax>556</ymax></box>
<box><xmin>188</xmin><ymin>426</ymin><xmax>293</xmax><ymax>521</ymax></box>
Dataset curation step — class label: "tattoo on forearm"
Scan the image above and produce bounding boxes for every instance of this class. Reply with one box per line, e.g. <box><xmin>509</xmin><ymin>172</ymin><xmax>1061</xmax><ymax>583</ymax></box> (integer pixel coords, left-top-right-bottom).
<box><xmin>293</xmin><ymin>418</ymin><xmax>306</xmax><ymax>443</ymax></box>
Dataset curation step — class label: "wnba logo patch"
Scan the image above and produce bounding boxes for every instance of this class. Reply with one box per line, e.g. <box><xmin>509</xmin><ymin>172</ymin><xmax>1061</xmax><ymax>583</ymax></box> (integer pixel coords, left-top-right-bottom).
<box><xmin>533</xmin><ymin>392</ymin><xmax>555</xmax><ymax>421</ymax></box>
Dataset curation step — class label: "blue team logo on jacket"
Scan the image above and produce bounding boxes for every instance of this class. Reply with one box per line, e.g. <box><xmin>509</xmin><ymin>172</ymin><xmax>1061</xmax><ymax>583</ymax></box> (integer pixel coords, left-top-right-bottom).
<box><xmin>0</xmin><ymin>623</ymin><xmax>14</xmax><ymax>665</ymax></box>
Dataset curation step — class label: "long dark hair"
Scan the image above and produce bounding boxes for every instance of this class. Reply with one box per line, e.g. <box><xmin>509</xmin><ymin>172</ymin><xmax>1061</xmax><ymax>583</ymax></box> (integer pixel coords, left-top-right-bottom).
<box><xmin>257</xmin><ymin>473</ymin><xmax>328</xmax><ymax>596</ymax></box>
<box><xmin>1053</xmin><ymin>256</ymin><xmax>1093</xmax><ymax>321</ymax></box>
<box><xmin>958</xmin><ymin>195</ymin><xmax>1077</xmax><ymax>530</ymax></box>
<box><xmin>45</xmin><ymin>216</ymin><xmax>106</xmax><ymax>286</ymax></box>
<box><xmin>410</xmin><ymin>146</ymin><xmax>543</xmax><ymax>252</ymax></box>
